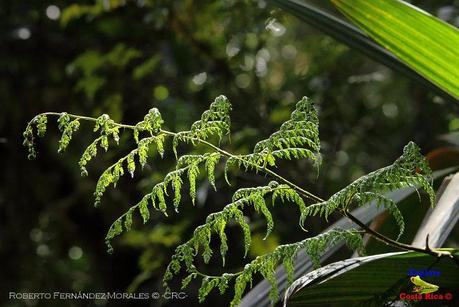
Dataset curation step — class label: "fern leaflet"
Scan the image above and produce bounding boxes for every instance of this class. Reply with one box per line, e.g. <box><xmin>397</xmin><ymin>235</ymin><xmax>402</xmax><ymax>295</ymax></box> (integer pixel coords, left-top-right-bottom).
<box><xmin>302</xmin><ymin>142</ymin><xmax>434</xmax><ymax>240</ymax></box>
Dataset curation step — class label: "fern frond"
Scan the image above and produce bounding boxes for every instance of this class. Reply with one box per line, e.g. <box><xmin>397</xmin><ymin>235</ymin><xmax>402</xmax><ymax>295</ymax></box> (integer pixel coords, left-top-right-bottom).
<box><xmin>78</xmin><ymin>114</ymin><xmax>123</xmax><ymax>175</ymax></box>
<box><xmin>94</xmin><ymin>114</ymin><xmax>121</xmax><ymax>146</ymax></box>
<box><xmin>57</xmin><ymin>113</ymin><xmax>80</xmax><ymax>153</ymax></box>
<box><xmin>163</xmin><ymin>181</ymin><xmax>308</xmax><ymax>290</ymax></box>
<box><xmin>272</xmin><ymin>183</ymin><xmax>308</xmax><ymax>230</ymax></box>
<box><xmin>78</xmin><ymin>137</ymin><xmax>101</xmax><ymax>176</ymax></box>
<box><xmin>105</xmin><ymin>219</ymin><xmax>123</xmax><ymax>253</ymax></box>
<box><xmin>167</xmin><ymin>228</ymin><xmax>363</xmax><ymax>306</ymax></box>
<box><xmin>223</xmin><ymin>97</ymin><xmax>321</xmax><ymax>184</ymax></box>
<box><xmin>36</xmin><ymin>115</ymin><xmax>48</xmax><ymax>137</ymax></box>
<box><xmin>88</xmin><ymin>110</ymin><xmax>165</xmax><ymax>205</ymax></box>
<box><xmin>133</xmin><ymin>108</ymin><xmax>164</xmax><ymax>143</ymax></box>
<box><xmin>205</xmin><ymin>153</ymin><xmax>222</xmax><ymax>190</ymax></box>
<box><xmin>24</xmin><ymin>96</ymin><xmax>442</xmax><ymax>307</ymax></box>
<box><xmin>230</xmin><ymin>228</ymin><xmax>363</xmax><ymax>306</ymax></box>
<box><xmin>172</xmin><ymin>95</ymin><xmax>231</xmax><ymax>156</ymax></box>
<box><xmin>138</xmin><ymin>195</ymin><xmax>150</xmax><ymax>223</ymax></box>
<box><xmin>103</xmin><ymin>152</ymin><xmax>222</xmax><ymax>251</ymax></box>
<box><xmin>23</xmin><ymin>114</ymin><xmax>48</xmax><ymax>159</ymax></box>
<box><xmin>151</xmin><ymin>183</ymin><xmax>167</xmax><ymax>213</ymax></box>
<box><xmin>240</xmin><ymin>97</ymin><xmax>320</xmax><ymax>170</ymax></box>
<box><xmin>164</xmin><ymin>170</ymin><xmax>184</xmax><ymax>211</ymax></box>
<box><xmin>358</xmin><ymin>192</ymin><xmax>405</xmax><ymax>240</ymax></box>
<box><xmin>187</xmin><ymin>159</ymin><xmax>200</xmax><ymax>205</ymax></box>
<box><xmin>302</xmin><ymin>142</ymin><xmax>434</xmax><ymax>239</ymax></box>
<box><xmin>93</xmin><ymin>135</ymin><xmax>163</xmax><ymax>206</ymax></box>
<box><xmin>23</xmin><ymin>125</ymin><xmax>37</xmax><ymax>160</ymax></box>
<box><xmin>94</xmin><ymin>159</ymin><xmax>124</xmax><ymax>207</ymax></box>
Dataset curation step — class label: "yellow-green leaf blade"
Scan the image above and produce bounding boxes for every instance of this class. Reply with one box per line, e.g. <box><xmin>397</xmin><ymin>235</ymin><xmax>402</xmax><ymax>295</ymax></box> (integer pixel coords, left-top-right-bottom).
<box><xmin>332</xmin><ymin>0</ymin><xmax>459</xmax><ymax>99</ymax></box>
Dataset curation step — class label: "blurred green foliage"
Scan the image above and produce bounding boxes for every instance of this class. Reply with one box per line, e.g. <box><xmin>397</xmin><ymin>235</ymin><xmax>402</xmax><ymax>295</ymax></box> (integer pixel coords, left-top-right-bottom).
<box><xmin>1</xmin><ymin>0</ymin><xmax>458</xmax><ymax>306</ymax></box>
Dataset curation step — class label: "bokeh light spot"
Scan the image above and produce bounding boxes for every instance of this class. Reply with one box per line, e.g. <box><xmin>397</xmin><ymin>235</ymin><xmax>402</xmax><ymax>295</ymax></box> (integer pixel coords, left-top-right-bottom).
<box><xmin>154</xmin><ymin>85</ymin><xmax>169</xmax><ymax>101</ymax></box>
<box><xmin>68</xmin><ymin>246</ymin><xmax>83</xmax><ymax>260</ymax></box>
<box><xmin>46</xmin><ymin>5</ymin><xmax>61</xmax><ymax>20</ymax></box>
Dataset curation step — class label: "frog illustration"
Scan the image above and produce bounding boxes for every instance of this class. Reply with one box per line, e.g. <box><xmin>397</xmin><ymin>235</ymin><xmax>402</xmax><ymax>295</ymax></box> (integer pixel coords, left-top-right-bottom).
<box><xmin>410</xmin><ymin>275</ymin><xmax>439</xmax><ymax>294</ymax></box>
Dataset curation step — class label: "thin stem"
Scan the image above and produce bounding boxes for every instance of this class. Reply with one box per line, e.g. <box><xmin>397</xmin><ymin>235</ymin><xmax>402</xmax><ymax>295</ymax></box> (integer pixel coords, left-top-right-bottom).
<box><xmin>37</xmin><ymin>112</ymin><xmax>136</xmax><ymax>130</ymax></box>
<box><xmin>193</xmin><ymin>269</ymin><xmax>240</xmax><ymax>279</ymax></box>
<box><xmin>343</xmin><ymin>209</ymin><xmax>453</xmax><ymax>259</ymax></box>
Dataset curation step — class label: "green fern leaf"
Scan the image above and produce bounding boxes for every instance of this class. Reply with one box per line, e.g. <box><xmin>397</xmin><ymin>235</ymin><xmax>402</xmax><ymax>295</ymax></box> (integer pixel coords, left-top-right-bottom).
<box><xmin>78</xmin><ymin>139</ymin><xmax>99</xmax><ymax>176</ymax></box>
<box><xmin>243</xmin><ymin>97</ymin><xmax>321</xmax><ymax>169</ymax></box>
<box><xmin>227</xmin><ymin>229</ymin><xmax>363</xmax><ymax>305</ymax></box>
<box><xmin>198</xmin><ymin>277</ymin><xmax>220</xmax><ymax>303</ymax></box>
<box><xmin>126</xmin><ymin>153</ymin><xmax>136</xmax><ymax>177</ymax></box>
<box><xmin>302</xmin><ymin>142</ymin><xmax>434</xmax><ymax>233</ymax></box>
<box><xmin>36</xmin><ymin>115</ymin><xmax>47</xmax><ymax>137</ymax></box>
<box><xmin>153</xmin><ymin>183</ymin><xmax>167</xmax><ymax>214</ymax></box>
<box><xmin>358</xmin><ymin>192</ymin><xmax>405</xmax><ymax>240</ymax></box>
<box><xmin>173</xmin><ymin>95</ymin><xmax>232</xmax><ymax>149</ymax></box>
<box><xmin>205</xmin><ymin>153</ymin><xmax>221</xmax><ymax>190</ymax></box>
<box><xmin>233</xmin><ymin>208</ymin><xmax>251</xmax><ymax>257</ymax></box>
<box><xmin>181</xmin><ymin>273</ymin><xmax>197</xmax><ymax>289</ymax></box>
<box><xmin>232</xmin><ymin>272</ymin><xmax>252</xmax><ymax>307</ymax></box>
<box><xmin>133</xmin><ymin>108</ymin><xmax>164</xmax><ymax>143</ymax></box>
<box><xmin>23</xmin><ymin>114</ymin><xmax>48</xmax><ymax>159</ymax></box>
<box><xmin>124</xmin><ymin>207</ymin><xmax>134</xmax><ymax>231</ymax></box>
<box><xmin>105</xmin><ymin>219</ymin><xmax>123</xmax><ymax>254</ymax></box>
<box><xmin>58</xmin><ymin>117</ymin><xmax>80</xmax><ymax>153</ymax></box>
<box><xmin>139</xmin><ymin>195</ymin><xmax>150</xmax><ymax>223</ymax></box>
<box><xmin>213</xmin><ymin>219</ymin><xmax>228</xmax><ymax>266</ymax></box>
<box><xmin>187</xmin><ymin>160</ymin><xmax>200</xmax><ymax>205</ymax></box>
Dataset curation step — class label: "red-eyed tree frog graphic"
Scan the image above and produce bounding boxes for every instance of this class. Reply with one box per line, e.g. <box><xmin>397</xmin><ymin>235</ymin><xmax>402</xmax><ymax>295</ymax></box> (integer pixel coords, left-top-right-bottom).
<box><xmin>410</xmin><ymin>275</ymin><xmax>439</xmax><ymax>294</ymax></box>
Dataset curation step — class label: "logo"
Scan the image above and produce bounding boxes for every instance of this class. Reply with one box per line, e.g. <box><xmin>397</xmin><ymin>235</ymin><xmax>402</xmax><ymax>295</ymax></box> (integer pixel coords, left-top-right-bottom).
<box><xmin>410</xmin><ymin>275</ymin><xmax>438</xmax><ymax>294</ymax></box>
<box><xmin>399</xmin><ymin>275</ymin><xmax>453</xmax><ymax>301</ymax></box>
<box><xmin>407</xmin><ymin>268</ymin><xmax>441</xmax><ymax>278</ymax></box>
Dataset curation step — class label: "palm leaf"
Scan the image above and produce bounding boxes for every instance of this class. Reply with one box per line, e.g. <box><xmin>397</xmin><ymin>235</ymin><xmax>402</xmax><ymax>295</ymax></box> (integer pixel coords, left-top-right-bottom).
<box><xmin>284</xmin><ymin>250</ymin><xmax>459</xmax><ymax>306</ymax></box>
<box><xmin>331</xmin><ymin>0</ymin><xmax>459</xmax><ymax>100</ymax></box>
<box><xmin>269</xmin><ymin>0</ymin><xmax>458</xmax><ymax>103</ymax></box>
<box><xmin>412</xmin><ymin>172</ymin><xmax>459</xmax><ymax>248</ymax></box>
